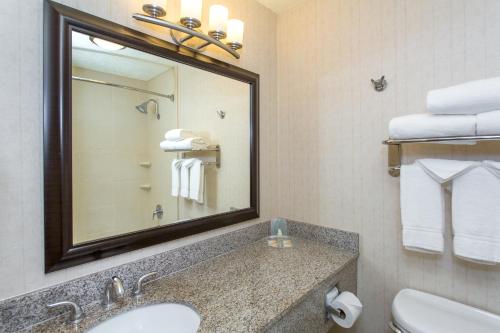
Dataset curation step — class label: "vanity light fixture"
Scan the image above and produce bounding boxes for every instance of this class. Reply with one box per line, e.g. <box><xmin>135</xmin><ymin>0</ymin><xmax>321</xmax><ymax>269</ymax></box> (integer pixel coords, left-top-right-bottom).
<box><xmin>132</xmin><ymin>1</ymin><xmax>244</xmax><ymax>59</ymax></box>
<box><xmin>89</xmin><ymin>36</ymin><xmax>126</xmax><ymax>51</ymax></box>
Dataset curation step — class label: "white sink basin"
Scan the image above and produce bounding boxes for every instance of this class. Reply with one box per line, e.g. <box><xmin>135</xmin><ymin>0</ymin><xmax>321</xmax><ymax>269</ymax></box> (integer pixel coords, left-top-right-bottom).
<box><xmin>88</xmin><ymin>303</ymin><xmax>200</xmax><ymax>333</ymax></box>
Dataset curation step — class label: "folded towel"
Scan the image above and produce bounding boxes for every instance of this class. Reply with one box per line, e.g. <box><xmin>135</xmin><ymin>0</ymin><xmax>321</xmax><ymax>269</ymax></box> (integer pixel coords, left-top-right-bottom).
<box><xmin>389</xmin><ymin>114</ymin><xmax>476</xmax><ymax>139</ymax></box>
<box><xmin>483</xmin><ymin>160</ymin><xmax>500</xmax><ymax>177</ymax></box>
<box><xmin>180</xmin><ymin>159</ymin><xmax>195</xmax><ymax>198</ymax></box>
<box><xmin>417</xmin><ymin>159</ymin><xmax>480</xmax><ymax>183</ymax></box>
<box><xmin>171</xmin><ymin>159</ymin><xmax>183</xmax><ymax>197</ymax></box>
<box><xmin>189</xmin><ymin>159</ymin><xmax>205</xmax><ymax>203</ymax></box>
<box><xmin>427</xmin><ymin>77</ymin><xmax>500</xmax><ymax>115</ymax></box>
<box><xmin>452</xmin><ymin>164</ymin><xmax>500</xmax><ymax>264</ymax></box>
<box><xmin>400</xmin><ymin>163</ymin><xmax>445</xmax><ymax>254</ymax></box>
<box><xmin>160</xmin><ymin>137</ymin><xmax>209</xmax><ymax>151</ymax></box>
<box><xmin>477</xmin><ymin>110</ymin><xmax>500</xmax><ymax>135</ymax></box>
<box><xmin>165</xmin><ymin>129</ymin><xmax>194</xmax><ymax>141</ymax></box>
<box><xmin>400</xmin><ymin>159</ymin><xmax>478</xmax><ymax>254</ymax></box>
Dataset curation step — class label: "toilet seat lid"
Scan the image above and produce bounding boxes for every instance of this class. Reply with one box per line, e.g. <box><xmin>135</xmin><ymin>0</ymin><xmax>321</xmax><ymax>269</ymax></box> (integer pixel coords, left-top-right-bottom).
<box><xmin>392</xmin><ymin>289</ymin><xmax>500</xmax><ymax>333</ymax></box>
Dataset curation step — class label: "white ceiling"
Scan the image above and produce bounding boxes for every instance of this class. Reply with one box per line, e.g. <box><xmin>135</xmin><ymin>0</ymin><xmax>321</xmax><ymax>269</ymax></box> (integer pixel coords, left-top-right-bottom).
<box><xmin>72</xmin><ymin>31</ymin><xmax>176</xmax><ymax>81</ymax></box>
<box><xmin>256</xmin><ymin>0</ymin><xmax>305</xmax><ymax>14</ymax></box>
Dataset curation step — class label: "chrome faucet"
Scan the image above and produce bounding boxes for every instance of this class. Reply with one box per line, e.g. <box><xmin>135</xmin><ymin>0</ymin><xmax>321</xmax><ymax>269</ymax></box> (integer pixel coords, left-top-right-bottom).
<box><xmin>46</xmin><ymin>301</ymin><xmax>84</xmax><ymax>324</ymax></box>
<box><xmin>102</xmin><ymin>276</ymin><xmax>125</xmax><ymax>309</ymax></box>
<box><xmin>132</xmin><ymin>272</ymin><xmax>158</xmax><ymax>298</ymax></box>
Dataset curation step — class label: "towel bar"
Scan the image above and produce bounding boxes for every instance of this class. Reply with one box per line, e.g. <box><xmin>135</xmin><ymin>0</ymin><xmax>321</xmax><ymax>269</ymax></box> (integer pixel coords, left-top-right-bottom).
<box><xmin>382</xmin><ymin>135</ymin><xmax>500</xmax><ymax>177</ymax></box>
<box><xmin>163</xmin><ymin>145</ymin><xmax>221</xmax><ymax>168</ymax></box>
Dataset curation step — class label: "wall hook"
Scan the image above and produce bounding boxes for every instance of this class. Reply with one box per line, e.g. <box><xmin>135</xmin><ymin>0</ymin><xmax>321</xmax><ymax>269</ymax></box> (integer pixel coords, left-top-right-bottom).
<box><xmin>371</xmin><ymin>76</ymin><xmax>387</xmax><ymax>92</ymax></box>
<box><xmin>217</xmin><ymin>110</ymin><xmax>226</xmax><ymax>119</ymax></box>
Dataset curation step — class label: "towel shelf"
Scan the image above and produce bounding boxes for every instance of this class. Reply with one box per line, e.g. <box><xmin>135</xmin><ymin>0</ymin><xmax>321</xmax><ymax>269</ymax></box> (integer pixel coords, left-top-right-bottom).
<box><xmin>382</xmin><ymin>135</ymin><xmax>500</xmax><ymax>177</ymax></box>
<box><xmin>163</xmin><ymin>145</ymin><xmax>221</xmax><ymax>168</ymax></box>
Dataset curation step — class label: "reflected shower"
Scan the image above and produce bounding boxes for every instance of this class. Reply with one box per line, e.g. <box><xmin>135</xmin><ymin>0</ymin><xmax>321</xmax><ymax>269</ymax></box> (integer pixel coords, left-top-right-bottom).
<box><xmin>136</xmin><ymin>99</ymin><xmax>160</xmax><ymax>120</ymax></box>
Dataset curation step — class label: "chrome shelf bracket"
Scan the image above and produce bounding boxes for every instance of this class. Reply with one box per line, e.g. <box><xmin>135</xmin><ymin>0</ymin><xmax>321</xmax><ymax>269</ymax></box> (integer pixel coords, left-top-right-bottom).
<box><xmin>382</xmin><ymin>135</ymin><xmax>500</xmax><ymax>177</ymax></box>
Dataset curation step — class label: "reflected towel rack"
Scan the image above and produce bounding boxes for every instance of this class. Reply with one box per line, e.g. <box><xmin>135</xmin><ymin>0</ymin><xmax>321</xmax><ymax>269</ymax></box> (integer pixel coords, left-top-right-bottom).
<box><xmin>383</xmin><ymin>135</ymin><xmax>500</xmax><ymax>177</ymax></box>
<box><xmin>163</xmin><ymin>145</ymin><xmax>220</xmax><ymax>168</ymax></box>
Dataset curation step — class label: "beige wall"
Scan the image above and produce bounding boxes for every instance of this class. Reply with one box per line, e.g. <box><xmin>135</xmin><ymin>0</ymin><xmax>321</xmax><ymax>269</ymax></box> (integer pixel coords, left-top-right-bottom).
<box><xmin>177</xmin><ymin>64</ymin><xmax>251</xmax><ymax>219</ymax></box>
<box><xmin>0</xmin><ymin>0</ymin><xmax>277</xmax><ymax>300</ymax></box>
<box><xmin>277</xmin><ymin>0</ymin><xmax>500</xmax><ymax>332</ymax></box>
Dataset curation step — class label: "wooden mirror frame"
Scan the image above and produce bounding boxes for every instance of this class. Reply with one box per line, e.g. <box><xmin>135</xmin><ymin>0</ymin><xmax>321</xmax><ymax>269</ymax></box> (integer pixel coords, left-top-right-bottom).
<box><xmin>44</xmin><ymin>0</ymin><xmax>259</xmax><ymax>272</ymax></box>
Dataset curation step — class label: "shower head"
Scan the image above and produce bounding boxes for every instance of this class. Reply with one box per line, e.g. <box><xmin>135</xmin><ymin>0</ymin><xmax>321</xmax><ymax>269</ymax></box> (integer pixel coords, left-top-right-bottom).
<box><xmin>136</xmin><ymin>99</ymin><xmax>160</xmax><ymax>119</ymax></box>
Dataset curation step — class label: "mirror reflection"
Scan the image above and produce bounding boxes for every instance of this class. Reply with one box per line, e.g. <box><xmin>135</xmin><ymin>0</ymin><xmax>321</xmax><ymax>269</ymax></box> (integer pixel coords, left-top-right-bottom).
<box><xmin>71</xmin><ymin>31</ymin><xmax>250</xmax><ymax>245</ymax></box>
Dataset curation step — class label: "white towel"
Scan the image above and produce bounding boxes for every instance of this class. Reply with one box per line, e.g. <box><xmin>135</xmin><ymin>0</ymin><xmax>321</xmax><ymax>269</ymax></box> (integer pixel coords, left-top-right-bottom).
<box><xmin>427</xmin><ymin>77</ymin><xmax>500</xmax><ymax>115</ymax></box>
<box><xmin>400</xmin><ymin>159</ymin><xmax>479</xmax><ymax>254</ymax></box>
<box><xmin>417</xmin><ymin>159</ymin><xmax>480</xmax><ymax>183</ymax></box>
<box><xmin>171</xmin><ymin>159</ymin><xmax>183</xmax><ymax>197</ymax></box>
<box><xmin>477</xmin><ymin>110</ymin><xmax>500</xmax><ymax>135</ymax></box>
<box><xmin>400</xmin><ymin>163</ymin><xmax>445</xmax><ymax>254</ymax></box>
<box><xmin>164</xmin><ymin>129</ymin><xmax>194</xmax><ymax>141</ymax></box>
<box><xmin>160</xmin><ymin>137</ymin><xmax>209</xmax><ymax>151</ymax></box>
<box><xmin>180</xmin><ymin>159</ymin><xmax>195</xmax><ymax>198</ymax></box>
<box><xmin>389</xmin><ymin>114</ymin><xmax>476</xmax><ymax>139</ymax></box>
<box><xmin>189</xmin><ymin>159</ymin><xmax>204</xmax><ymax>203</ymax></box>
<box><xmin>452</xmin><ymin>164</ymin><xmax>500</xmax><ymax>264</ymax></box>
<box><xmin>483</xmin><ymin>160</ymin><xmax>500</xmax><ymax>177</ymax></box>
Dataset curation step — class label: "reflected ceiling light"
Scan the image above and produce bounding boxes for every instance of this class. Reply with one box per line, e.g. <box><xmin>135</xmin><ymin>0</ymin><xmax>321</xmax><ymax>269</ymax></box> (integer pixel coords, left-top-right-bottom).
<box><xmin>89</xmin><ymin>36</ymin><xmax>126</xmax><ymax>51</ymax></box>
<box><xmin>133</xmin><ymin>2</ymin><xmax>244</xmax><ymax>59</ymax></box>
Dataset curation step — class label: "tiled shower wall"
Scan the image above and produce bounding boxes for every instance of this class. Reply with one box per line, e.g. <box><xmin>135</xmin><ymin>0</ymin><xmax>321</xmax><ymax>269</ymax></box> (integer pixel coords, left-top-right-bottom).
<box><xmin>276</xmin><ymin>0</ymin><xmax>500</xmax><ymax>332</ymax></box>
<box><xmin>0</xmin><ymin>0</ymin><xmax>277</xmax><ymax>301</ymax></box>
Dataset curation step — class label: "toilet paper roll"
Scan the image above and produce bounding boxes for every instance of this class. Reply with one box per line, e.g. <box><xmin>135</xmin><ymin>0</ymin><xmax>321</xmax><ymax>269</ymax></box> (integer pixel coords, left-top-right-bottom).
<box><xmin>328</xmin><ymin>290</ymin><xmax>363</xmax><ymax>328</ymax></box>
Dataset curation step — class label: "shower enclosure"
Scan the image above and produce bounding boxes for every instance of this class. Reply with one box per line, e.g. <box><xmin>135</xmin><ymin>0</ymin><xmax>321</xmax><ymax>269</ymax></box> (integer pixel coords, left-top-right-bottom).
<box><xmin>71</xmin><ymin>62</ymin><xmax>179</xmax><ymax>244</ymax></box>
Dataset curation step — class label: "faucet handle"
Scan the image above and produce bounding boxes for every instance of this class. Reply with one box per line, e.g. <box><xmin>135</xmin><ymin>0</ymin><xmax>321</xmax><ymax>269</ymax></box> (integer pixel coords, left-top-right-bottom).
<box><xmin>132</xmin><ymin>272</ymin><xmax>158</xmax><ymax>297</ymax></box>
<box><xmin>47</xmin><ymin>301</ymin><xmax>84</xmax><ymax>324</ymax></box>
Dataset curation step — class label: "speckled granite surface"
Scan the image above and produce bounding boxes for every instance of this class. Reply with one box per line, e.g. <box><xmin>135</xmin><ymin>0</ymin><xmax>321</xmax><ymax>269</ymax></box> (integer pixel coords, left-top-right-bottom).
<box><xmin>20</xmin><ymin>237</ymin><xmax>358</xmax><ymax>333</ymax></box>
<box><xmin>287</xmin><ymin>220</ymin><xmax>359</xmax><ymax>253</ymax></box>
<box><xmin>0</xmin><ymin>222</ymin><xmax>269</xmax><ymax>333</ymax></box>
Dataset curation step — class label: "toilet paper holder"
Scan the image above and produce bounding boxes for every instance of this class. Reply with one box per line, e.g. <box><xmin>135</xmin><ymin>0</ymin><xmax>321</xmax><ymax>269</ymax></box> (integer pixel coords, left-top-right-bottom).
<box><xmin>325</xmin><ymin>286</ymin><xmax>346</xmax><ymax>320</ymax></box>
<box><xmin>326</xmin><ymin>303</ymin><xmax>346</xmax><ymax>320</ymax></box>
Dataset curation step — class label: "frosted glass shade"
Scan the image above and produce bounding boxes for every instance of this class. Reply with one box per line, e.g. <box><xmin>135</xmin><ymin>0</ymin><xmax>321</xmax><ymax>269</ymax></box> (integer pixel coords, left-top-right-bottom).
<box><xmin>143</xmin><ymin>0</ymin><xmax>166</xmax><ymax>7</ymax></box>
<box><xmin>209</xmin><ymin>5</ymin><xmax>228</xmax><ymax>33</ymax></box>
<box><xmin>227</xmin><ymin>19</ymin><xmax>244</xmax><ymax>44</ymax></box>
<box><xmin>180</xmin><ymin>0</ymin><xmax>203</xmax><ymax>20</ymax></box>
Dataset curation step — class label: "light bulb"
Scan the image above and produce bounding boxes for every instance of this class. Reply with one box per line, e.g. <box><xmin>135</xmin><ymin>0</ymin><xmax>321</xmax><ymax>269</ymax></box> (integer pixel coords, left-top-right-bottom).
<box><xmin>209</xmin><ymin>5</ymin><xmax>228</xmax><ymax>34</ymax></box>
<box><xmin>180</xmin><ymin>0</ymin><xmax>202</xmax><ymax>20</ymax></box>
<box><xmin>227</xmin><ymin>19</ymin><xmax>244</xmax><ymax>47</ymax></box>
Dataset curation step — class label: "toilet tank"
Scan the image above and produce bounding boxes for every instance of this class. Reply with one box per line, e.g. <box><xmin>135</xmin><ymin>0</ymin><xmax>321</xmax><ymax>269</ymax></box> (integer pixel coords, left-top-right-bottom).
<box><xmin>391</xmin><ymin>289</ymin><xmax>500</xmax><ymax>333</ymax></box>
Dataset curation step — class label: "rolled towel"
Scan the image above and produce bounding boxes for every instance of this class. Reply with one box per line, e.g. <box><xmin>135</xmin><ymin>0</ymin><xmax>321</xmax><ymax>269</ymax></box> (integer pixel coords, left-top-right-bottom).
<box><xmin>452</xmin><ymin>164</ymin><xmax>500</xmax><ymax>264</ymax></box>
<box><xmin>160</xmin><ymin>137</ymin><xmax>209</xmax><ymax>150</ymax></box>
<box><xmin>427</xmin><ymin>77</ymin><xmax>500</xmax><ymax>115</ymax></box>
<box><xmin>477</xmin><ymin>110</ymin><xmax>500</xmax><ymax>135</ymax></box>
<box><xmin>389</xmin><ymin>114</ymin><xmax>476</xmax><ymax>139</ymax></box>
<box><xmin>164</xmin><ymin>129</ymin><xmax>194</xmax><ymax>141</ymax></box>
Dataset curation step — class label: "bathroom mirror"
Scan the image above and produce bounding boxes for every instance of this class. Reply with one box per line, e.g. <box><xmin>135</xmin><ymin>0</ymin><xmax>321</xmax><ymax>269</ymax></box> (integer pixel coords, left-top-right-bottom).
<box><xmin>44</xmin><ymin>1</ymin><xmax>259</xmax><ymax>272</ymax></box>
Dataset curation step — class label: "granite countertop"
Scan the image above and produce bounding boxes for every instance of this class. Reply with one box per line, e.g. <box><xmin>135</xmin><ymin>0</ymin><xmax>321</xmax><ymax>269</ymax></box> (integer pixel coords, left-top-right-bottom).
<box><xmin>23</xmin><ymin>237</ymin><xmax>357</xmax><ymax>333</ymax></box>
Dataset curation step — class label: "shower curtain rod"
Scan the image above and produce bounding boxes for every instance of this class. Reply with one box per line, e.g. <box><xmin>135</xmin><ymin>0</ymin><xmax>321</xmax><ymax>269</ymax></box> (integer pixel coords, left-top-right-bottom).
<box><xmin>72</xmin><ymin>76</ymin><xmax>175</xmax><ymax>101</ymax></box>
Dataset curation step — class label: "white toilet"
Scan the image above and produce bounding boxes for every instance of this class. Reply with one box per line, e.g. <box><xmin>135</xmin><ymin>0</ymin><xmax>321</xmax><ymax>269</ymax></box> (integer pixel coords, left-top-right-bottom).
<box><xmin>389</xmin><ymin>289</ymin><xmax>500</xmax><ymax>333</ymax></box>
